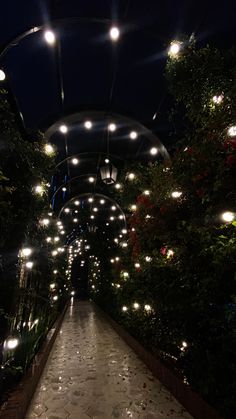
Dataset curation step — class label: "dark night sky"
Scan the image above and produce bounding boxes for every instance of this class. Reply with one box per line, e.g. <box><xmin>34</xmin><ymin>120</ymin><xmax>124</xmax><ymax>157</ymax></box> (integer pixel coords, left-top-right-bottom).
<box><xmin>0</xmin><ymin>0</ymin><xmax>235</xmax><ymax>140</ymax></box>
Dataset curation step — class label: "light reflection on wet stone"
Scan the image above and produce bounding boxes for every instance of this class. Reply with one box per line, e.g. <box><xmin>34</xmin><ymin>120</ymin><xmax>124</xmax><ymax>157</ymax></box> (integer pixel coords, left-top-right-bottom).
<box><xmin>26</xmin><ymin>301</ymin><xmax>192</xmax><ymax>419</ymax></box>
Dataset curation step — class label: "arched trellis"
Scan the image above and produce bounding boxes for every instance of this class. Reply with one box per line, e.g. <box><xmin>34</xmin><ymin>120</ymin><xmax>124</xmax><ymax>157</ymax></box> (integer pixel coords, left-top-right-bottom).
<box><xmin>55</xmin><ymin>151</ymin><xmax>124</xmax><ymax>170</ymax></box>
<box><xmin>58</xmin><ymin>192</ymin><xmax>127</xmax><ymax>230</ymax></box>
<box><xmin>50</xmin><ymin>173</ymin><xmax>99</xmax><ymax>203</ymax></box>
<box><xmin>45</xmin><ymin>110</ymin><xmax>169</xmax><ymax>161</ymax></box>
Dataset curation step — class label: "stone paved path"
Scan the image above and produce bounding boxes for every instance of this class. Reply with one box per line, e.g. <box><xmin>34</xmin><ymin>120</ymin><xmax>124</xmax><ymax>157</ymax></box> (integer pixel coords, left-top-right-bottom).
<box><xmin>26</xmin><ymin>300</ymin><xmax>192</xmax><ymax>419</ymax></box>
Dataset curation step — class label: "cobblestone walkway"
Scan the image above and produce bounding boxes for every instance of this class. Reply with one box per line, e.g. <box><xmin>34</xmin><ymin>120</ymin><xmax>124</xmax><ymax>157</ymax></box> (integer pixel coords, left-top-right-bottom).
<box><xmin>26</xmin><ymin>300</ymin><xmax>192</xmax><ymax>419</ymax></box>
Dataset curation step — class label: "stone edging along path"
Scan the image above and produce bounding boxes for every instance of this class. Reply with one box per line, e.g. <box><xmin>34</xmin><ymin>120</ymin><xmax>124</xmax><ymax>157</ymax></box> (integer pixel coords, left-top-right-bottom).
<box><xmin>93</xmin><ymin>302</ymin><xmax>222</xmax><ymax>419</ymax></box>
<box><xmin>0</xmin><ymin>302</ymin><xmax>68</xmax><ymax>419</ymax></box>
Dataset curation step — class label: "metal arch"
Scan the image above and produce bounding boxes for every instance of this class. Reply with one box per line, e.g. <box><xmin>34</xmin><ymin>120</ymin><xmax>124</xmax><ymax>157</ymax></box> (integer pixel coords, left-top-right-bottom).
<box><xmin>58</xmin><ymin>192</ymin><xmax>127</xmax><ymax>230</ymax></box>
<box><xmin>50</xmin><ymin>173</ymin><xmax>98</xmax><ymax>203</ymax></box>
<box><xmin>0</xmin><ymin>17</ymin><xmax>113</xmax><ymax>61</ymax></box>
<box><xmin>55</xmin><ymin>151</ymin><xmax>124</xmax><ymax>170</ymax></box>
<box><xmin>45</xmin><ymin>110</ymin><xmax>170</xmax><ymax>161</ymax></box>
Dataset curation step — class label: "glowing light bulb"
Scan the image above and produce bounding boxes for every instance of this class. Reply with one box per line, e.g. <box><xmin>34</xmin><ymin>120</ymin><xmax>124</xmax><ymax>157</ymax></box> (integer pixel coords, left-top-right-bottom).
<box><xmin>72</xmin><ymin>158</ymin><xmax>79</xmax><ymax>165</ymax></box>
<box><xmin>59</xmin><ymin>124</ymin><xmax>68</xmax><ymax>134</ymax></box>
<box><xmin>131</xmin><ymin>204</ymin><xmax>137</xmax><ymax>211</ymax></box>
<box><xmin>74</xmin><ymin>200</ymin><xmax>80</xmax><ymax>206</ymax></box>
<box><xmin>62</xmin><ymin>187</ymin><xmax>67</xmax><ymax>192</ymax></box>
<box><xmin>134</xmin><ymin>262</ymin><xmax>140</xmax><ymax>268</ymax></box>
<box><xmin>128</xmin><ymin>173</ymin><xmax>135</xmax><ymax>180</ymax></box>
<box><xmin>84</xmin><ymin>120</ymin><xmax>92</xmax><ymax>129</ymax></box>
<box><xmin>34</xmin><ymin>185</ymin><xmax>44</xmax><ymax>195</ymax></box>
<box><xmin>53</xmin><ymin>270</ymin><xmax>58</xmax><ymax>274</ymax></box>
<box><xmin>44</xmin><ymin>144</ymin><xmax>54</xmax><ymax>155</ymax></box>
<box><xmin>228</xmin><ymin>126</ymin><xmax>236</xmax><ymax>137</ymax></box>
<box><xmin>133</xmin><ymin>302</ymin><xmax>140</xmax><ymax>309</ymax></box>
<box><xmin>88</xmin><ymin>197</ymin><xmax>94</xmax><ymax>203</ymax></box>
<box><xmin>171</xmin><ymin>191</ymin><xmax>182</xmax><ymax>198</ymax></box>
<box><xmin>143</xmin><ymin>190</ymin><xmax>150</xmax><ymax>195</ymax></box>
<box><xmin>212</xmin><ymin>94</ymin><xmax>223</xmax><ymax>104</ymax></box>
<box><xmin>44</xmin><ymin>30</ymin><xmax>56</xmax><ymax>45</ymax></box>
<box><xmin>105</xmin><ymin>158</ymin><xmax>110</xmax><ymax>164</ymax></box>
<box><xmin>108</xmin><ymin>123</ymin><xmax>116</xmax><ymax>132</ymax></box>
<box><xmin>110</xmin><ymin>26</ymin><xmax>120</xmax><ymax>41</ymax></box>
<box><xmin>26</xmin><ymin>261</ymin><xmax>33</xmax><ymax>269</ymax></box>
<box><xmin>88</xmin><ymin>177</ymin><xmax>95</xmax><ymax>183</ymax></box>
<box><xmin>42</xmin><ymin>218</ymin><xmax>50</xmax><ymax>226</ymax></box>
<box><xmin>0</xmin><ymin>69</ymin><xmax>6</xmax><ymax>81</ymax></box>
<box><xmin>5</xmin><ymin>337</ymin><xmax>19</xmax><ymax>350</ymax></box>
<box><xmin>150</xmin><ymin>147</ymin><xmax>158</xmax><ymax>155</ymax></box>
<box><xmin>73</xmin><ymin>218</ymin><xmax>78</xmax><ymax>223</ymax></box>
<box><xmin>115</xmin><ymin>183</ymin><xmax>121</xmax><ymax>189</ymax></box>
<box><xmin>100</xmin><ymin>199</ymin><xmax>105</xmax><ymax>204</ymax></box>
<box><xmin>221</xmin><ymin>211</ymin><xmax>235</xmax><ymax>222</ymax></box>
<box><xmin>130</xmin><ymin>131</ymin><xmax>137</xmax><ymax>140</ymax></box>
<box><xmin>145</xmin><ymin>256</ymin><xmax>152</xmax><ymax>262</ymax></box>
<box><xmin>168</xmin><ymin>41</ymin><xmax>182</xmax><ymax>57</ymax></box>
<box><xmin>111</xmin><ymin>205</ymin><xmax>116</xmax><ymax>211</ymax></box>
<box><xmin>64</xmin><ymin>208</ymin><xmax>70</xmax><ymax>213</ymax></box>
<box><xmin>21</xmin><ymin>248</ymin><xmax>32</xmax><ymax>257</ymax></box>
<box><xmin>122</xmin><ymin>306</ymin><xmax>128</xmax><ymax>312</ymax></box>
<box><xmin>144</xmin><ymin>304</ymin><xmax>152</xmax><ymax>312</ymax></box>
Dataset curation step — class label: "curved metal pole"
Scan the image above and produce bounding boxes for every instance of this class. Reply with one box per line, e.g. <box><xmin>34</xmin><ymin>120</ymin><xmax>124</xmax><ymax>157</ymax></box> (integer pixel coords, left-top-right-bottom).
<box><xmin>55</xmin><ymin>151</ymin><xmax>124</xmax><ymax>170</ymax></box>
<box><xmin>50</xmin><ymin>173</ymin><xmax>97</xmax><ymax>203</ymax></box>
<box><xmin>0</xmin><ymin>17</ymin><xmax>112</xmax><ymax>61</ymax></box>
<box><xmin>44</xmin><ymin>110</ymin><xmax>170</xmax><ymax>161</ymax></box>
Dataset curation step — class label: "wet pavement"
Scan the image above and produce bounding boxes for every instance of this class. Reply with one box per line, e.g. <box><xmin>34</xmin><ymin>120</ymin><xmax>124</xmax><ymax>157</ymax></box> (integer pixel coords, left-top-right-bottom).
<box><xmin>26</xmin><ymin>300</ymin><xmax>192</xmax><ymax>419</ymax></box>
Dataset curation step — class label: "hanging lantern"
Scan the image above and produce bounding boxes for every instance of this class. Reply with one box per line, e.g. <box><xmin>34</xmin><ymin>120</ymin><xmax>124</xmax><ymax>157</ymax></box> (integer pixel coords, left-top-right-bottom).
<box><xmin>100</xmin><ymin>162</ymin><xmax>118</xmax><ymax>185</ymax></box>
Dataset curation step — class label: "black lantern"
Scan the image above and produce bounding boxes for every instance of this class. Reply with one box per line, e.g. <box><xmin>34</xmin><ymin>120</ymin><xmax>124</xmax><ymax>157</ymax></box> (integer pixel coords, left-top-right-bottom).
<box><xmin>100</xmin><ymin>163</ymin><xmax>118</xmax><ymax>185</ymax></box>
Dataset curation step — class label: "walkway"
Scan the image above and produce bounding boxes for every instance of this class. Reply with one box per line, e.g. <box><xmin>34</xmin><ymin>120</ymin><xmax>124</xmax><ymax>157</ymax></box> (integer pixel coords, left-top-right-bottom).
<box><xmin>26</xmin><ymin>301</ymin><xmax>192</xmax><ymax>419</ymax></box>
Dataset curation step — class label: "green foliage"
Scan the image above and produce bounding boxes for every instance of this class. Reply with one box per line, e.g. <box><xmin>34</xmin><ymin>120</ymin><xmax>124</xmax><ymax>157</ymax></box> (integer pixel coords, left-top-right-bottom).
<box><xmin>90</xmin><ymin>44</ymin><xmax>236</xmax><ymax>418</ymax></box>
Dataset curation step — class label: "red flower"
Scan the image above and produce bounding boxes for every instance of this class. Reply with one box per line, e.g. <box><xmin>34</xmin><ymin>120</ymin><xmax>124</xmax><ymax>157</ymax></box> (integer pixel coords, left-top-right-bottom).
<box><xmin>160</xmin><ymin>246</ymin><xmax>167</xmax><ymax>256</ymax></box>
<box><xmin>226</xmin><ymin>155</ymin><xmax>236</xmax><ymax>167</ymax></box>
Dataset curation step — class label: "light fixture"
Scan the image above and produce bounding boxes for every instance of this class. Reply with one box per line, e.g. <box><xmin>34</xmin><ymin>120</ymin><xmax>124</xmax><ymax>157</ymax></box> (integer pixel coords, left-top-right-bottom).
<box><xmin>115</xmin><ymin>183</ymin><xmax>121</xmax><ymax>189</ymax></box>
<box><xmin>100</xmin><ymin>162</ymin><xmax>118</xmax><ymax>185</ymax></box>
<box><xmin>88</xmin><ymin>197</ymin><xmax>94</xmax><ymax>203</ymax></box>
<box><xmin>212</xmin><ymin>95</ymin><xmax>223</xmax><ymax>104</ymax></box>
<box><xmin>4</xmin><ymin>337</ymin><xmax>19</xmax><ymax>350</ymax></box>
<box><xmin>228</xmin><ymin>126</ymin><xmax>236</xmax><ymax>137</ymax></box>
<box><xmin>46</xmin><ymin>237</ymin><xmax>52</xmax><ymax>242</ymax></box>
<box><xmin>134</xmin><ymin>262</ymin><xmax>140</xmax><ymax>268</ymax></box>
<box><xmin>64</xmin><ymin>208</ymin><xmax>70</xmax><ymax>213</ymax></box>
<box><xmin>34</xmin><ymin>185</ymin><xmax>44</xmax><ymax>195</ymax></box>
<box><xmin>130</xmin><ymin>131</ymin><xmax>137</xmax><ymax>140</ymax></box>
<box><xmin>93</xmin><ymin>207</ymin><xmax>98</xmax><ymax>212</ymax></box>
<box><xmin>145</xmin><ymin>256</ymin><xmax>152</xmax><ymax>262</ymax></box>
<box><xmin>110</xmin><ymin>26</ymin><xmax>120</xmax><ymax>41</ymax></box>
<box><xmin>44</xmin><ymin>144</ymin><xmax>54</xmax><ymax>155</ymax></box>
<box><xmin>53</xmin><ymin>270</ymin><xmax>58</xmax><ymax>274</ymax></box>
<box><xmin>131</xmin><ymin>204</ymin><xmax>137</xmax><ymax>211</ymax></box>
<box><xmin>111</xmin><ymin>205</ymin><xmax>116</xmax><ymax>211</ymax></box>
<box><xmin>42</xmin><ymin>218</ymin><xmax>50</xmax><ymax>226</ymax></box>
<box><xmin>44</xmin><ymin>30</ymin><xmax>56</xmax><ymax>45</ymax></box>
<box><xmin>133</xmin><ymin>302</ymin><xmax>140</xmax><ymax>310</ymax></box>
<box><xmin>0</xmin><ymin>69</ymin><xmax>6</xmax><ymax>81</ymax></box>
<box><xmin>62</xmin><ymin>187</ymin><xmax>67</xmax><ymax>192</ymax></box>
<box><xmin>121</xmin><ymin>229</ymin><xmax>127</xmax><ymax>234</ymax></box>
<box><xmin>74</xmin><ymin>200</ymin><xmax>80</xmax><ymax>206</ymax></box>
<box><xmin>150</xmin><ymin>147</ymin><xmax>158</xmax><ymax>155</ymax></box>
<box><xmin>108</xmin><ymin>123</ymin><xmax>116</xmax><ymax>132</ymax></box>
<box><xmin>171</xmin><ymin>191</ymin><xmax>182</xmax><ymax>198</ymax></box>
<box><xmin>110</xmin><ymin>216</ymin><xmax>114</xmax><ymax>221</ymax></box>
<box><xmin>88</xmin><ymin>177</ymin><xmax>95</xmax><ymax>183</ymax></box>
<box><xmin>221</xmin><ymin>211</ymin><xmax>235</xmax><ymax>222</ymax></box>
<box><xmin>84</xmin><ymin>120</ymin><xmax>92</xmax><ymax>129</ymax></box>
<box><xmin>90</xmin><ymin>215</ymin><xmax>95</xmax><ymax>219</ymax></box>
<box><xmin>71</xmin><ymin>158</ymin><xmax>79</xmax><ymax>165</ymax></box>
<box><xmin>54</xmin><ymin>237</ymin><xmax>59</xmax><ymax>242</ymax></box>
<box><xmin>26</xmin><ymin>261</ymin><xmax>34</xmax><ymax>269</ymax></box>
<box><xmin>144</xmin><ymin>304</ymin><xmax>152</xmax><ymax>312</ymax></box>
<box><xmin>128</xmin><ymin>173</ymin><xmax>135</xmax><ymax>180</ymax></box>
<box><xmin>100</xmin><ymin>199</ymin><xmax>105</xmax><ymax>204</ymax></box>
<box><xmin>143</xmin><ymin>190</ymin><xmax>150</xmax><ymax>195</ymax></box>
<box><xmin>21</xmin><ymin>248</ymin><xmax>32</xmax><ymax>257</ymax></box>
<box><xmin>119</xmin><ymin>214</ymin><xmax>123</xmax><ymax>220</ymax></box>
<box><xmin>105</xmin><ymin>158</ymin><xmax>110</xmax><ymax>164</ymax></box>
<box><xmin>59</xmin><ymin>124</ymin><xmax>68</xmax><ymax>134</ymax></box>
<box><xmin>73</xmin><ymin>218</ymin><xmax>78</xmax><ymax>223</ymax></box>
<box><xmin>122</xmin><ymin>306</ymin><xmax>128</xmax><ymax>312</ymax></box>
<box><xmin>168</xmin><ymin>41</ymin><xmax>182</xmax><ymax>57</ymax></box>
